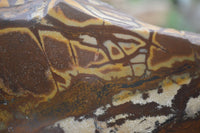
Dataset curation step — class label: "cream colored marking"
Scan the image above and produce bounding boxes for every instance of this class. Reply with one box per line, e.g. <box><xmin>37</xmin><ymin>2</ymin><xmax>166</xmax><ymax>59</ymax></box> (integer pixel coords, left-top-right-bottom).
<box><xmin>53</xmin><ymin>115</ymin><xmax>172</xmax><ymax>133</ymax></box>
<box><xmin>54</xmin><ymin>117</ymin><xmax>95</xmax><ymax>133</ymax></box>
<box><xmin>94</xmin><ymin>104</ymin><xmax>111</xmax><ymax>116</ymax></box>
<box><xmin>118</xmin><ymin>42</ymin><xmax>137</xmax><ymax>55</ymax></box>
<box><xmin>52</xmin><ymin>114</ymin><xmax>172</xmax><ymax>133</ymax></box>
<box><xmin>157</xmin><ymin>76</ymin><xmax>190</xmax><ymax>106</ymax></box>
<box><xmin>132</xmin><ymin>27</ymin><xmax>150</xmax><ymax>39</ymax></box>
<box><xmin>94</xmin><ymin>121</ymin><xmax>115</xmax><ymax>133</ymax></box>
<box><xmin>15</xmin><ymin>0</ymin><xmax>24</xmax><ymax>5</ymax></box>
<box><xmin>94</xmin><ymin>106</ymin><xmax>105</xmax><ymax>116</ymax></box>
<box><xmin>117</xmin><ymin>115</ymin><xmax>173</xmax><ymax>133</ymax></box>
<box><xmin>58</xmin><ymin>39</ymin><xmax>131</xmax><ymax>81</ymax></box>
<box><xmin>113</xmin><ymin>75</ymin><xmax>191</xmax><ymax>107</ymax></box>
<box><xmin>112</xmin><ymin>90</ymin><xmax>134</xmax><ymax>106</ymax></box>
<box><xmin>185</xmin><ymin>95</ymin><xmax>200</xmax><ymax>118</ymax></box>
<box><xmin>48</xmin><ymin>0</ymin><xmax>94</xmax><ymax>18</ymax></box>
<box><xmin>147</xmin><ymin>82</ymin><xmax>181</xmax><ymax>107</ymax></box>
<box><xmin>132</xmin><ymin>64</ymin><xmax>146</xmax><ymax>76</ymax></box>
<box><xmin>76</xmin><ymin>63</ymin><xmax>132</xmax><ymax>80</ymax></box>
<box><xmin>130</xmin><ymin>82</ymin><xmax>181</xmax><ymax>107</ymax></box>
<box><xmin>114</xmin><ymin>33</ymin><xmax>138</xmax><ymax>40</ymax></box>
<box><xmin>86</xmin><ymin>5</ymin><xmax>139</xmax><ymax>27</ymax></box>
<box><xmin>79</xmin><ymin>35</ymin><xmax>97</xmax><ymax>45</ymax></box>
<box><xmin>106</xmin><ymin>104</ymin><xmax>111</xmax><ymax>108</ymax></box>
<box><xmin>107</xmin><ymin>114</ymin><xmax>129</xmax><ymax>124</ymax></box>
<box><xmin>130</xmin><ymin>54</ymin><xmax>146</xmax><ymax>63</ymax></box>
<box><xmin>118</xmin><ymin>37</ymin><xmax>146</xmax><ymax>55</ymax></box>
<box><xmin>0</xmin><ymin>0</ymin><xmax>9</xmax><ymax>7</ymax></box>
<box><xmin>48</xmin><ymin>5</ymin><xmax>103</xmax><ymax>27</ymax></box>
<box><xmin>104</xmin><ymin>40</ymin><xmax>124</xmax><ymax>60</ymax></box>
<box><xmin>40</xmin><ymin>18</ymin><xmax>54</xmax><ymax>26</ymax></box>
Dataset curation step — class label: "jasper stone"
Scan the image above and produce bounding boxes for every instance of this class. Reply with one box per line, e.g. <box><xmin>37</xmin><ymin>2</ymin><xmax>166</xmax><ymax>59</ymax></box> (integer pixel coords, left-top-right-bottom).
<box><xmin>0</xmin><ymin>0</ymin><xmax>200</xmax><ymax>133</ymax></box>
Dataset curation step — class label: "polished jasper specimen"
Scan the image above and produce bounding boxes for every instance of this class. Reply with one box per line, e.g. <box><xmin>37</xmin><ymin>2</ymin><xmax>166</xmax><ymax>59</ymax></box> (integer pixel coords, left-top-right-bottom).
<box><xmin>0</xmin><ymin>0</ymin><xmax>200</xmax><ymax>133</ymax></box>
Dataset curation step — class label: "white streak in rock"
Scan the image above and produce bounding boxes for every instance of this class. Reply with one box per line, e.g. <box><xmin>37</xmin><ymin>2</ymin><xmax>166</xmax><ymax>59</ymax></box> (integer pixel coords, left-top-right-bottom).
<box><xmin>117</xmin><ymin>115</ymin><xmax>173</xmax><ymax>133</ymax></box>
<box><xmin>113</xmin><ymin>33</ymin><xmax>137</xmax><ymax>40</ymax></box>
<box><xmin>94</xmin><ymin>104</ymin><xmax>111</xmax><ymax>116</ymax></box>
<box><xmin>94</xmin><ymin>106</ymin><xmax>105</xmax><ymax>116</ymax></box>
<box><xmin>107</xmin><ymin>114</ymin><xmax>129</xmax><ymax>123</ymax></box>
<box><xmin>131</xmin><ymin>83</ymin><xmax>181</xmax><ymax>107</ymax></box>
<box><xmin>185</xmin><ymin>95</ymin><xmax>200</xmax><ymax>118</ymax></box>
<box><xmin>54</xmin><ymin>117</ymin><xmax>95</xmax><ymax>133</ymax></box>
<box><xmin>80</xmin><ymin>35</ymin><xmax>97</xmax><ymax>45</ymax></box>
